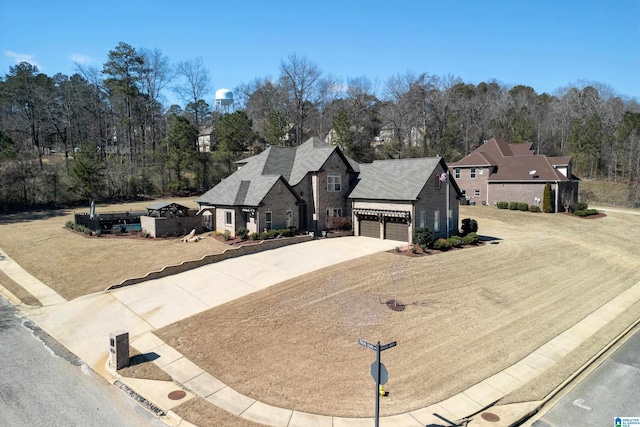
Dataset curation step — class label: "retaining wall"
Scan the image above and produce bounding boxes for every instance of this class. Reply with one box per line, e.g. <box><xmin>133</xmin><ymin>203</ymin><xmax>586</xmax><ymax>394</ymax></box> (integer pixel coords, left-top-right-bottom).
<box><xmin>105</xmin><ymin>234</ymin><xmax>313</xmax><ymax>291</ymax></box>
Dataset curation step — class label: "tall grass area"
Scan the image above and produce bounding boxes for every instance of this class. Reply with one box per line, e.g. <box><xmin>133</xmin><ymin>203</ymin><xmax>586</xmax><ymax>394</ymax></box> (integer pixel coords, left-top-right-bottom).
<box><xmin>580</xmin><ymin>179</ymin><xmax>639</xmax><ymax>208</ymax></box>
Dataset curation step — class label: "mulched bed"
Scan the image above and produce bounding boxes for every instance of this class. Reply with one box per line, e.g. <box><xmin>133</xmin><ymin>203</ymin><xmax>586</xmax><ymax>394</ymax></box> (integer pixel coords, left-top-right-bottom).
<box><xmin>388</xmin><ymin>241</ymin><xmax>485</xmax><ymax>257</ymax></box>
<box><xmin>563</xmin><ymin>212</ymin><xmax>607</xmax><ymax>219</ymax></box>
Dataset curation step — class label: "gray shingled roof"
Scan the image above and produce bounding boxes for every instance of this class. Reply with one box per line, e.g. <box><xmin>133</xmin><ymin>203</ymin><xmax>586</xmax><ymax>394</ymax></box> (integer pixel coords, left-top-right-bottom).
<box><xmin>197</xmin><ymin>137</ymin><xmax>351</xmax><ymax>207</ymax></box>
<box><xmin>348</xmin><ymin>157</ymin><xmax>442</xmax><ymax>201</ymax></box>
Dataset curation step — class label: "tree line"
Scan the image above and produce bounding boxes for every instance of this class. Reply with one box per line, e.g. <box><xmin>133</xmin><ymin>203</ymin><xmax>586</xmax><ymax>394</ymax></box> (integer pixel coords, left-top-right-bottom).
<box><xmin>1</xmin><ymin>42</ymin><xmax>639</xmax><ymax>210</ymax></box>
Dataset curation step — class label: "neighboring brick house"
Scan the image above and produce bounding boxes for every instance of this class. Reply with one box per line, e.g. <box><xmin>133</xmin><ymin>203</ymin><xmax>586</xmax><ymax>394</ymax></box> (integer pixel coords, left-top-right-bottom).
<box><xmin>348</xmin><ymin>157</ymin><xmax>462</xmax><ymax>242</ymax></box>
<box><xmin>450</xmin><ymin>138</ymin><xmax>579</xmax><ymax>212</ymax></box>
<box><xmin>197</xmin><ymin>137</ymin><xmax>463</xmax><ymax>242</ymax></box>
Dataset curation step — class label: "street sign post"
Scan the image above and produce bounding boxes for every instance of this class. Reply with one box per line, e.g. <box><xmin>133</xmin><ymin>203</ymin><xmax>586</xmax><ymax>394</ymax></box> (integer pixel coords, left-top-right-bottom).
<box><xmin>358</xmin><ymin>339</ymin><xmax>397</xmax><ymax>427</ymax></box>
<box><xmin>370</xmin><ymin>362</ymin><xmax>388</xmax><ymax>385</ymax></box>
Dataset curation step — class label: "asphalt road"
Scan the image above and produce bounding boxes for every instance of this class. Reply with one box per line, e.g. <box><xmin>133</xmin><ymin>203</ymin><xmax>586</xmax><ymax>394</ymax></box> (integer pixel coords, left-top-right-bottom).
<box><xmin>532</xmin><ymin>327</ymin><xmax>640</xmax><ymax>427</ymax></box>
<box><xmin>0</xmin><ymin>295</ymin><xmax>165</xmax><ymax>427</ymax></box>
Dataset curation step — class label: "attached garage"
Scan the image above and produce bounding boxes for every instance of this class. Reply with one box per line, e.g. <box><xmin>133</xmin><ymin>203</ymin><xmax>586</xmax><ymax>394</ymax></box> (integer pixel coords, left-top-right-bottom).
<box><xmin>385</xmin><ymin>218</ymin><xmax>409</xmax><ymax>242</ymax></box>
<box><xmin>359</xmin><ymin>216</ymin><xmax>380</xmax><ymax>238</ymax></box>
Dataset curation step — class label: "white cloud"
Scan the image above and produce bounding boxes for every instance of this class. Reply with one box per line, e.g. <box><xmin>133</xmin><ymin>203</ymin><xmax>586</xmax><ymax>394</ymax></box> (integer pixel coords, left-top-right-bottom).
<box><xmin>5</xmin><ymin>50</ymin><xmax>41</xmax><ymax>68</ymax></box>
<box><xmin>69</xmin><ymin>53</ymin><xmax>92</xmax><ymax>65</ymax></box>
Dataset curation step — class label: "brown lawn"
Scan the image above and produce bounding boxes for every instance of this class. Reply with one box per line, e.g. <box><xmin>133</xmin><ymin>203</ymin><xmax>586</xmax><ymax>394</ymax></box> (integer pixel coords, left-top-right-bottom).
<box><xmin>0</xmin><ymin>198</ymin><xmax>230</xmax><ymax>300</ymax></box>
<box><xmin>155</xmin><ymin>206</ymin><xmax>640</xmax><ymax>418</ymax></box>
<box><xmin>3</xmin><ymin>201</ymin><xmax>640</xmax><ymax>422</ymax></box>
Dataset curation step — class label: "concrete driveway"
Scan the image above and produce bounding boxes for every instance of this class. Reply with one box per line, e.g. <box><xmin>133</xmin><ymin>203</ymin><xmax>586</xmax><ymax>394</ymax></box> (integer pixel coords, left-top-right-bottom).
<box><xmin>26</xmin><ymin>236</ymin><xmax>401</xmax><ymax>371</ymax></box>
<box><xmin>109</xmin><ymin>236</ymin><xmax>401</xmax><ymax>329</ymax></box>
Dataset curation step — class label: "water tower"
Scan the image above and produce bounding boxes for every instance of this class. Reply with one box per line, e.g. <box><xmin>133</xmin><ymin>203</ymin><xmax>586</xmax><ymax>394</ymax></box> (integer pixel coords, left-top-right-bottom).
<box><xmin>215</xmin><ymin>88</ymin><xmax>234</xmax><ymax>114</ymax></box>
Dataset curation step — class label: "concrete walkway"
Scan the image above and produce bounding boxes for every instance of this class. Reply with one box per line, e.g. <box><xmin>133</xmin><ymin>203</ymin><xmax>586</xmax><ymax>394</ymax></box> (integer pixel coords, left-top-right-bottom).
<box><xmin>2</xmin><ymin>232</ymin><xmax>640</xmax><ymax>427</ymax></box>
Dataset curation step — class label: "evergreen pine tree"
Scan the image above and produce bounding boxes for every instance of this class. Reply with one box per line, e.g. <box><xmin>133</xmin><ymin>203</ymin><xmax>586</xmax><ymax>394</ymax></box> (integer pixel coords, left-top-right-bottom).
<box><xmin>543</xmin><ymin>182</ymin><xmax>553</xmax><ymax>213</ymax></box>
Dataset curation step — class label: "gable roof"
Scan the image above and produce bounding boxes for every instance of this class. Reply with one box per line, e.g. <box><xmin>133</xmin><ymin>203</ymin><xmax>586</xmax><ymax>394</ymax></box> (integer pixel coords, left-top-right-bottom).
<box><xmin>197</xmin><ymin>137</ymin><xmax>355</xmax><ymax>207</ymax></box>
<box><xmin>348</xmin><ymin>157</ymin><xmax>458</xmax><ymax>201</ymax></box>
<box><xmin>450</xmin><ymin>138</ymin><xmax>571</xmax><ymax>182</ymax></box>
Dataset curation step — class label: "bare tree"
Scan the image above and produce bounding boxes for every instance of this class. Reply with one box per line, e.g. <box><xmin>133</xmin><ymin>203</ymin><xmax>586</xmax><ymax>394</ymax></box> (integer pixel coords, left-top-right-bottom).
<box><xmin>174</xmin><ymin>57</ymin><xmax>212</xmax><ymax>127</ymax></box>
<box><xmin>279</xmin><ymin>54</ymin><xmax>322</xmax><ymax>146</ymax></box>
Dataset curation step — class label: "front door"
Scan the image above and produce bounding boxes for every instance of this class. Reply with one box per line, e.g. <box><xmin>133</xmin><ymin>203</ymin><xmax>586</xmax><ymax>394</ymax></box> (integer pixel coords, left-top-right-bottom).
<box><xmin>286</xmin><ymin>210</ymin><xmax>293</xmax><ymax>228</ymax></box>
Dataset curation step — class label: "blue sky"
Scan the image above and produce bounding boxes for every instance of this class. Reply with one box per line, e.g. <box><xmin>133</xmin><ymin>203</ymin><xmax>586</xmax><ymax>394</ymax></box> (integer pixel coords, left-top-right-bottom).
<box><xmin>1</xmin><ymin>0</ymin><xmax>638</xmax><ymax>105</ymax></box>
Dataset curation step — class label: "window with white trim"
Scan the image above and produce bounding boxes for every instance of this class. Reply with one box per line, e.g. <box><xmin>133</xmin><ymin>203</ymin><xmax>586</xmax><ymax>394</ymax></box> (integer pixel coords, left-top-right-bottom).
<box><xmin>448</xmin><ymin>209</ymin><xmax>453</xmax><ymax>231</ymax></box>
<box><xmin>225</xmin><ymin>211</ymin><xmax>232</xmax><ymax>226</ymax></box>
<box><xmin>474</xmin><ymin>189</ymin><xmax>481</xmax><ymax>197</ymax></box>
<box><xmin>434</xmin><ymin>210</ymin><xmax>440</xmax><ymax>232</ymax></box>
<box><xmin>420</xmin><ymin>211</ymin><xmax>426</xmax><ymax>228</ymax></box>
<box><xmin>326</xmin><ymin>207</ymin><xmax>342</xmax><ymax>219</ymax></box>
<box><xmin>454</xmin><ymin>168</ymin><xmax>461</xmax><ymax>179</ymax></box>
<box><xmin>478</xmin><ymin>167</ymin><xmax>483</xmax><ymax>175</ymax></box>
<box><xmin>327</xmin><ymin>174</ymin><xmax>341</xmax><ymax>192</ymax></box>
<box><xmin>470</xmin><ymin>168</ymin><xmax>476</xmax><ymax>179</ymax></box>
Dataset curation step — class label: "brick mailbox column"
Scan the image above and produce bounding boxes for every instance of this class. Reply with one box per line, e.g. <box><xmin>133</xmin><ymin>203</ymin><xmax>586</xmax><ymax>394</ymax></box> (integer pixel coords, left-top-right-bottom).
<box><xmin>109</xmin><ymin>331</ymin><xmax>129</xmax><ymax>370</ymax></box>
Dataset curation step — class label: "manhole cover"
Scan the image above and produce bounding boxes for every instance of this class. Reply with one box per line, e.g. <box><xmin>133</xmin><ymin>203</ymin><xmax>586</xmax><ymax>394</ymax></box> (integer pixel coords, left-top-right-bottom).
<box><xmin>167</xmin><ymin>390</ymin><xmax>187</xmax><ymax>400</ymax></box>
<box><xmin>480</xmin><ymin>412</ymin><xmax>501</xmax><ymax>422</ymax></box>
<box><xmin>386</xmin><ymin>300</ymin><xmax>406</xmax><ymax>311</ymax></box>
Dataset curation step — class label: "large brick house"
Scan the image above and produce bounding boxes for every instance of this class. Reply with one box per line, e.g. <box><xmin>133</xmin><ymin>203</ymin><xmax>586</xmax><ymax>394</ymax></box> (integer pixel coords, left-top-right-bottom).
<box><xmin>197</xmin><ymin>137</ymin><xmax>462</xmax><ymax>243</ymax></box>
<box><xmin>449</xmin><ymin>138</ymin><xmax>579</xmax><ymax>212</ymax></box>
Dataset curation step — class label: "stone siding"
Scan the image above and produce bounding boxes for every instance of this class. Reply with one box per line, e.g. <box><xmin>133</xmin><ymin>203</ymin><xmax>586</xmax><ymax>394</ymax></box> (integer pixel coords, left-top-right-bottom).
<box><xmin>259</xmin><ymin>181</ymin><xmax>300</xmax><ymax>231</ymax></box>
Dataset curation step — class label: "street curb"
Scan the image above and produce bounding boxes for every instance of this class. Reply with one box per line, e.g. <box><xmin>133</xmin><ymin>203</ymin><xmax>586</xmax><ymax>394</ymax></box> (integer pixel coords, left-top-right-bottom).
<box><xmin>510</xmin><ymin>317</ymin><xmax>640</xmax><ymax>426</ymax></box>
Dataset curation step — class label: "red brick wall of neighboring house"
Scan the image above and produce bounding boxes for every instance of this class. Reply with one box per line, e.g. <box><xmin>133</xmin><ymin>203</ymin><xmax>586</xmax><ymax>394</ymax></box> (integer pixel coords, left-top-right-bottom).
<box><xmin>488</xmin><ymin>182</ymin><xmax>547</xmax><ymax>208</ymax></box>
<box><xmin>452</xmin><ymin>166</ymin><xmax>490</xmax><ymax>205</ymax></box>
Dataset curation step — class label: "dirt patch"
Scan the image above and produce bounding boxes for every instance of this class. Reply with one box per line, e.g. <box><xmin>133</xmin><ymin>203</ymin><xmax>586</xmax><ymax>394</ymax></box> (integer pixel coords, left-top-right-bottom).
<box><xmin>155</xmin><ymin>206</ymin><xmax>640</xmax><ymax>418</ymax></box>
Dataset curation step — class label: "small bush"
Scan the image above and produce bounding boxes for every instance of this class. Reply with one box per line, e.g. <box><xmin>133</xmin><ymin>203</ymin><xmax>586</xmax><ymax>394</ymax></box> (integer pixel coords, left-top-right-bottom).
<box><xmin>395</xmin><ymin>246</ymin><xmax>401</xmax><ymax>253</ymax></box>
<box><xmin>259</xmin><ymin>231</ymin><xmax>269</xmax><ymax>240</ymax></box>
<box><xmin>414</xmin><ymin>226</ymin><xmax>434</xmax><ymax>247</ymax></box>
<box><xmin>517</xmin><ymin>202</ymin><xmax>529</xmax><ymax>211</ymax></box>
<box><xmin>266</xmin><ymin>229</ymin><xmax>279</xmax><ymax>239</ymax></box>
<box><xmin>529</xmin><ymin>205</ymin><xmax>541</xmax><ymax>212</ymax></box>
<box><xmin>569</xmin><ymin>201</ymin><xmax>588</xmax><ymax>213</ymax></box>
<box><xmin>574</xmin><ymin>209</ymin><xmax>599</xmax><ymax>217</ymax></box>
<box><xmin>449</xmin><ymin>236</ymin><xmax>463</xmax><ymax>247</ymax></box>
<box><xmin>279</xmin><ymin>228</ymin><xmax>294</xmax><ymax>237</ymax></box>
<box><xmin>508</xmin><ymin>202</ymin><xmax>519</xmax><ymax>210</ymax></box>
<box><xmin>432</xmin><ymin>238</ymin><xmax>453</xmax><ymax>251</ymax></box>
<box><xmin>250</xmin><ymin>232</ymin><xmax>260</xmax><ymax>240</ymax></box>
<box><xmin>222</xmin><ymin>230</ymin><xmax>231</xmax><ymax>241</ymax></box>
<box><xmin>462</xmin><ymin>232</ymin><xmax>479</xmax><ymax>245</ymax></box>
<box><xmin>461</xmin><ymin>218</ymin><xmax>478</xmax><ymax>235</ymax></box>
<box><xmin>236</xmin><ymin>227</ymin><xmax>249</xmax><ymax>239</ymax></box>
<box><xmin>496</xmin><ymin>201</ymin><xmax>509</xmax><ymax>209</ymax></box>
<box><xmin>65</xmin><ymin>220</ymin><xmax>75</xmax><ymax>229</ymax></box>
<box><xmin>411</xmin><ymin>245</ymin><xmax>418</xmax><ymax>254</ymax></box>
